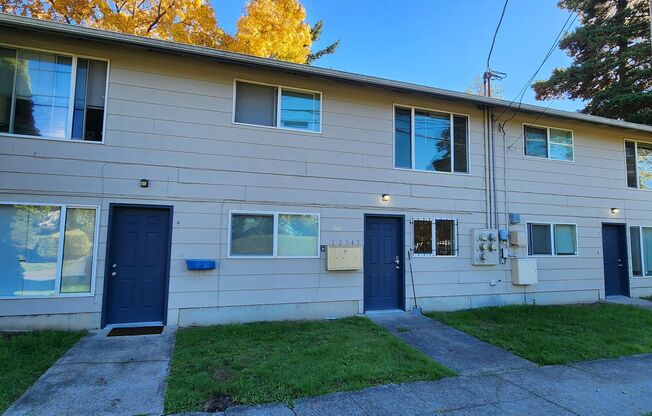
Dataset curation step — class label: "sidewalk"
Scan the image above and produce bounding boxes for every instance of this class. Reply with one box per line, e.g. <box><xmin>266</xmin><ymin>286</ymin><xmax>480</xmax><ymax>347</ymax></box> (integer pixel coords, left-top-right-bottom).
<box><xmin>368</xmin><ymin>311</ymin><xmax>535</xmax><ymax>375</ymax></box>
<box><xmin>172</xmin><ymin>352</ymin><xmax>652</xmax><ymax>416</ymax></box>
<box><xmin>5</xmin><ymin>327</ymin><xmax>176</xmax><ymax>416</ymax></box>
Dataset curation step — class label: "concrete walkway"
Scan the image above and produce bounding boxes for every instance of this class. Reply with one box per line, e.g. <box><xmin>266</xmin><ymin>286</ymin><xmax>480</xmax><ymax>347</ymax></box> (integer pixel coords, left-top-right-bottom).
<box><xmin>5</xmin><ymin>327</ymin><xmax>176</xmax><ymax>416</ymax></box>
<box><xmin>172</xmin><ymin>353</ymin><xmax>652</xmax><ymax>416</ymax></box>
<box><xmin>368</xmin><ymin>311</ymin><xmax>536</xmax><ymax>375</ymax></box>
<box><xmin>605</xmin><ymin>296</ymin><xmax>652</xmax><ymax>310</ymax></box>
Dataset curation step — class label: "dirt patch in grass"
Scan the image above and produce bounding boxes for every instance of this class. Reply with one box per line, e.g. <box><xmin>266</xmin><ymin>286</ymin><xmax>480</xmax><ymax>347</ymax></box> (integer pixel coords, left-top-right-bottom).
<box><xmin>164</xmin><ymin>317</ymin><xmax>453</xmax><ymax>413</ymax></box>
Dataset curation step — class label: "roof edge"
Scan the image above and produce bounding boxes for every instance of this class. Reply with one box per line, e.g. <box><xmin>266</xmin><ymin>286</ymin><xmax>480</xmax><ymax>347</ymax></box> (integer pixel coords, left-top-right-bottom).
<box><xmin>1</xmin><ymin>13</ymin><xmax>651</xmax><ymax>135</ymax></box>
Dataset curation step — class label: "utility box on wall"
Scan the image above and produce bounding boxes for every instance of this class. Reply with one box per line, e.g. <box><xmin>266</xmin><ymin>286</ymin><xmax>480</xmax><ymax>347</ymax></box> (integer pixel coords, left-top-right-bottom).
<box><xmin>326</xmin><ymin>245</ymin><xmax>362</xmax><ymax>271</ymax></box>
<box><xmin>512</xmin><ymin>258</ymin><xmax>538</xmax><ymax>285</ymax></box>
<box><xmin>471</xmin><ymin>229</ymin><xmax>499</xmax><ymax>266</ymax></box>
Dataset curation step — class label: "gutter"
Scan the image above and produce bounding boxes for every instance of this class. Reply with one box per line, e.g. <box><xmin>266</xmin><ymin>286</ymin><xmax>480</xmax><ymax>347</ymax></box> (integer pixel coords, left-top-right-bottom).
<box><xmin>1</xmin><ymin>13</ymin><xmax>651</xmax><ymax>134</ymax></box>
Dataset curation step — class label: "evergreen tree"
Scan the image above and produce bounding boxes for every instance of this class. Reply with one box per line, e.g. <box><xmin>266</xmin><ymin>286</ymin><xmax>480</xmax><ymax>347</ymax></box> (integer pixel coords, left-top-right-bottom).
<box><xmin>533</xmin><ymin>0</ymin><xmax>652</xmax><ymax>124</ymax></box>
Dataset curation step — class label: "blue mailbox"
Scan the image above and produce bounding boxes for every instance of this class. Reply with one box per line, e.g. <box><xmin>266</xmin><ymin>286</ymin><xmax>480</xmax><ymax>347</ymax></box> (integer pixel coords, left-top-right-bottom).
<box><xmin>185</xmin><ymin>259</ymin><xmax>217</xmax><ymax>271</ymax></box>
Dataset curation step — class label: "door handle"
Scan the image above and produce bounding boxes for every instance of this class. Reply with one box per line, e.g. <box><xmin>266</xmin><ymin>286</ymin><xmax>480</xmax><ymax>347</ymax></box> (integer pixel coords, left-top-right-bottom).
<box><xmin>111</xmin><ymin>272</ymin><xmax>117</xmax><ymax>277</ymax></box>
<box><xmin>112</xmin><ymin>264</ymin><xmax>117</xmax><ymax>269</ymax></box>
<box><xmin>395</xmin><ymin>256</ymin><xmax>400</xmax><ymax>264</ymax></box>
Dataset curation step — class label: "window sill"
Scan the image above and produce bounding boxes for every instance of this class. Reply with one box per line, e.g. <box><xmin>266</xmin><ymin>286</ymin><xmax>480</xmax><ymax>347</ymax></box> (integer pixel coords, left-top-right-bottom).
<box><xmin>227</xmin><ymin>255</ymin><xmax>321</xmax><ymax>259</ymax></box>
<box><xmin>0</xmin><ymin>293</ymin><xmax>95</xmax><ymax>300</ymax></box>
<box><xmin>393</xmin><ymin>167</ymin><xmax>470</xmax><ymax>176</ymax></box>
<box><xmin>523</xmin><ymin>155</ymin><xmax>574</xmax><ymax>163</ymax></box>
<box><xmin>0</xmin><ymin>132</ymin><xmax>105</xmax><ymax>144</ymax></box>
<box><xmin>232</xmin><ymin>121</ymin><xmax>322</xmax><ymax>135</ymax></box>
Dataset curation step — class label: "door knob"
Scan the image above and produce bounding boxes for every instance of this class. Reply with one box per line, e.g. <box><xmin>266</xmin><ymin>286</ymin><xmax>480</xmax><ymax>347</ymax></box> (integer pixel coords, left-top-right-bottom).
<box><xmin>111</xmin><ymin>272</ymin><xmax>117</xmax><ymax>277</ymax></box>
<box><xmin>112</xmin><ymin>264</ymin><xmax>117</xmax><ymax>269</ymax></box>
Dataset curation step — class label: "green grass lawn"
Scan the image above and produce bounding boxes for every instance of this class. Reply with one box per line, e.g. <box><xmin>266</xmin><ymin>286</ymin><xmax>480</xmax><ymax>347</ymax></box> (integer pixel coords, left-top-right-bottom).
<box><xmin>0</xmin><ymin>330</ymin><xmax>85</xmax><ymax>413</ymax></box>
<box><xmin>165</xmin><ymin>317</ymin><xmax>453</xmax><ymax>413</ymax></box>
<box><xmin>428</xmin><ymin>303</ymin><xmax>652</xmax><ymax>366</ymax></box>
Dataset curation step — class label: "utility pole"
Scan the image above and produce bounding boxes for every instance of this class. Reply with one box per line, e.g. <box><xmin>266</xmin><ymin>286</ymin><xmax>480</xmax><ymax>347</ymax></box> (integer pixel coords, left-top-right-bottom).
<box><xmin>483</xmin><ymin>69</ymin><xmax>507</xmax><ymax>97</ymax></box>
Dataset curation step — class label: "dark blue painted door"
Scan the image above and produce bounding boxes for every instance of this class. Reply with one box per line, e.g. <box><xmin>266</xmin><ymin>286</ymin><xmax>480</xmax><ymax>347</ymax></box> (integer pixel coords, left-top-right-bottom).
<box><xmin>105</xmin><ymin>206</ymin><xmax>171</xmax><ymax>325</ymax></box>
<box><xmin>364</xmin><ymin>216</ymin><xmax>403</xmax><ymax>311</ymax></box>
<box><xmin>602</xmin><ymin>224</ymin><xmax>630</xmax><ymax>297</ymax></box>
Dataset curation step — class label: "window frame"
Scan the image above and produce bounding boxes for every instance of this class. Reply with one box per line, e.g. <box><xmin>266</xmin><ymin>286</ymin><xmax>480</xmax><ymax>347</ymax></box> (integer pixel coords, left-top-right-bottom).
<box><xmin>526</xmin><ymin>221</ymin><xmax>579</xmax><ymax>257</ymax></box>
<box><xmin>410</xmin><ymin>217</ymin><xmax>458</xmax><ymax>257</ymax></box>
<box><xmin>624</xmin><ymin>139</ymin><xmax>652</xmax><ymax>191</ymax></box>
<box><xmin>232</xmin><ymin>78</ymin><xmax>322</xmax><ymax>134</ymax></box>
<box><xmin>227</xmin><ymin>210</ymin><xmax>321</xmax><ymax>259</ymax></box>
<box><xmin>0</xmin><ymin>201</ymin><xmax>100</xmax><ymax>299</ymax></box>
<box><xmin>629</xmin><ymin>225</ymin><xmax>652</xmax><ymax>278</ymax></box>
<box><xmin>522</xmin><ymin>123</ymin><xmax>575</xmax><ymax>162</ymax></box>
<box><xmin>392</xmin><ymin>103</ymin><xmax>471</xmax><ymax>175</ymax></box>
<box><xmin>0</xmin><ymin>42</ymin><xmax>110</xmax><ymax>144</ymax></box>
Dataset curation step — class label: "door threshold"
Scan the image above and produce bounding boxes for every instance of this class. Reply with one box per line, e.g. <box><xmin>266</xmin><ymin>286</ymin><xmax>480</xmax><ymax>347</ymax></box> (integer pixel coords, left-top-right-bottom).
<box><xmin>104</xmin><ymin>321</ymin><xmax>164</xmax><ymax>329</ymax></box>
<box><xmin>364</xmin><ymin>309</ymin><xmax>405</xmax><ymax>315</ymax></box>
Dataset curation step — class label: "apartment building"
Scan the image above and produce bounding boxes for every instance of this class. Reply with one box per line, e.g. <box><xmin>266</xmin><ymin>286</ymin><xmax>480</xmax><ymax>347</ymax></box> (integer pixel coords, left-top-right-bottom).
<box><xmin>1</xmin><ymin>14</ymin><xmax>651</xmax><ymax>329</ymax></box>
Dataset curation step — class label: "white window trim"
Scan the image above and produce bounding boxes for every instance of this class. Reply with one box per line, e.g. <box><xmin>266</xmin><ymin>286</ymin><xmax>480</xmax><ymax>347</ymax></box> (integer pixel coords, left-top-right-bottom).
<box><xmin>523</xmin><ymin>123</ymin><xmax>575</xmax><ymax>162</ymax></box>
<box><xmin>227</xmin><ymin>210</ymin><xmax>321</xmax><ymax>259</ymax></box>
<box><xmin>392</xmin><ymin>103</ymin><xmax>471</xmax><ymax>175</ymax></box>
<box><xmin>232</xmin><ymin>78</ymin><xmax>323</xmax><ymax>134</ymax></box>
<box><xmin>0</xmin><ymin>201</ymin><xmax>100</xmax><ymax>300</ymax></box>
<box><xmin>526</xmin><ymin>222</ymin><xmax>579</xmax><ymax>257</ymax></box>
<box><xmin>625</xmin><ymin>139</ymin><xmax>652</xmax><ymax>191</ymax></box>
<box><xmin>0</xmin><ymin>42</ymin><xmax>110</xmax><ymax>144</ymax></box>
<box><xmin>411</xmin><ymin>217</ymin><xmax>458</xmax><ymax>257</ymax></box>
<box><xmin>628</xmin><ymin>225</ymin><xmax>652</xmax><ymax>278</ymax></box>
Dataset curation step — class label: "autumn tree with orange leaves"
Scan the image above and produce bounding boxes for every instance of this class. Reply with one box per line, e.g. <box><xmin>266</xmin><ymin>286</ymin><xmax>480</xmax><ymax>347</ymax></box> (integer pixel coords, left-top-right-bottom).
<box><xmin>0</xmin><ymin>0</ymin><xmax>339</xmax><ymax>63</ymax></box>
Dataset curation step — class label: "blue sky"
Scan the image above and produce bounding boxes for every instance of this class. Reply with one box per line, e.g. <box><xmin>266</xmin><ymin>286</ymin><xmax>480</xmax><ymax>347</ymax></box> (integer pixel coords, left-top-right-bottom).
<box><xmin>215</xmin><ymin>0</ymin><xmax>583</xmax><ymax>112</ymax></box>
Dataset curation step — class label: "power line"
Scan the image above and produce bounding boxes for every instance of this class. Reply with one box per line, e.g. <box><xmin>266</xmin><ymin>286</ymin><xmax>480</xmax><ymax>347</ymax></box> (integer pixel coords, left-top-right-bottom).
<box><xmin>486</xmin><ymin>0</ymin><xmax>510</xmax><ymax>69</ymax></box>
<box><xmin>496</xmin><ymin>10</ymin><xmax>579</xmax><ymax>128</ymax></box>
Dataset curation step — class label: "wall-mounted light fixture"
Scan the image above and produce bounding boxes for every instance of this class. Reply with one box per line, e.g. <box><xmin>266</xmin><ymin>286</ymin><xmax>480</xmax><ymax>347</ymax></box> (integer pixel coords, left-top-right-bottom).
<box><xmin>140</xmin><ymin>179</ymin><xmax>149</xmax><ymax>188</ymax></box>
<box><xmin>611</xmin><ymin>208</ymin><xmax>620</xmax><ymax>214</ymax></box>
<box><xmin>381</xmin><ymin>194</ymin><xmax>390</xmax><ymax>202</ymax></box>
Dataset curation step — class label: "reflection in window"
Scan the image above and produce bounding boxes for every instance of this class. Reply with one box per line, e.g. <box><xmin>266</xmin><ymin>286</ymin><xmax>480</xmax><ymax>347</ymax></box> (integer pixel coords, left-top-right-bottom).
<box><xmin>394</xmin><ymin>107</ymin><xmax>412</xmax><ymax>169</ymax></box>
<box><xmin>413</xmin><ymin>220</ymin><xmax>432</xmax><ymax>255</ymax></box>
<box><xmin>554</xmin><ymin>224</ymin><xmax>577</xmax><ymax>255</ymax></box>
<box><xmin>625</xmin><ymin>141</ymin><xmax>638</xmax><ymax>188</ymax></box>
<box><xmin>234</xmin><ymin>81</ymin><xmax>321</xmax><ymax>132</ymax></box>
<box><xmin>524</xmin><ymin>126</ymin><xmax>548</xmax><ymax>158</ymax></box>
<box><xmin>0</xmin><ymin>47</ymin><xmax>16</xmax><ymax>133</ymax></box>
<box><xmin>631</xmin><ymin>226</ymin><xmax>642</xmax><ymax>276</ymax></box>
<box><xmin>14</xmin><ymin>50</ymin><xmax>72</xmax><ymax>138</ymax></box>
<box><xmin>280</xmin><ymin>90</ymin><xmax>320</xmax><ymax>132</ymax></box>
<box><xmin>230</xmin><ymin>213</ymin><xmax>274</xmax><ymax>256</ymax></box>
<box><xmin>394</xmin><ymin>107</ymin><xmax>468</xmax><ymax>173</ymax></box>
<box><xmin>277</xmin><ymin>214</ymin><xmax>319</xmax><ymax>256</ymax></box>
<box><xmin>415</xmin><ymin>110</ymin><xmax>451</xmax><ymax>172</ymax></box>
<box><xmin>528</xmin><ymin>223</ymin><xmax>577</xmax><ymax>256</ymax></box>
<box><xmin>549</xmin><ymin>129</ymin><xmax>573</xmax><ymax>161</ymax></box>
<box><xmin>0</xmin><ymin>205</ymin><xmax>61</xmax><ymax>296</ymax></box>
<box><xmin>72</xmin><ymin>59</ymin><xmax>107</xmax><ymax>141</ymax></box>
<box><xmin>0</xmin><ymin>46</ymin><xmax>108</xmax><ymax>140</ymax></box>
<box><xmin>61</xmin><ymin>208</ymin><xmax>96</xmax><ymax>293</ymax></box>
<box><xmin>436</xmin><ymin>219</ymin><xmax>455</xmax><ymax>256</ymax></box>
<box><xmin>644</xmin><ymin>228</ymin><xmax>652</xmax><ymax>276</ymax></box>
<box><xmin>637</xmin><ymin>142</ymin><xmax>652</xmax><ymax>190</ymax></box>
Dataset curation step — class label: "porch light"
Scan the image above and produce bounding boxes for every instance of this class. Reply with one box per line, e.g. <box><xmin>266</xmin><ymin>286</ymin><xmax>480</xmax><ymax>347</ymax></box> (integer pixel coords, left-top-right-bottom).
<box><xmin>382</xmin><ymin>194</ymin><xmax>390</xmax><ymax>202</ymax></box>
<box><xmin>140</xmin><ymin>179</ymin><xmax>149</xmax><ymax>188</ymax></box>
<box><xmin>611</xmin><ymin>208</ymin><xmax>619</xmax><ymax>214</ymax></box>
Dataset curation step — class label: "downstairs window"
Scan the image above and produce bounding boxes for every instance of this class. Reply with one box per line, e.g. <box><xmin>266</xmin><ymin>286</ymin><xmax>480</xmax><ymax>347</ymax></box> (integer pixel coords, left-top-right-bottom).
<box><xmin>0</xmin><ymin>204</ymin><xmax>98</xmax><ymax>297</ymax></box>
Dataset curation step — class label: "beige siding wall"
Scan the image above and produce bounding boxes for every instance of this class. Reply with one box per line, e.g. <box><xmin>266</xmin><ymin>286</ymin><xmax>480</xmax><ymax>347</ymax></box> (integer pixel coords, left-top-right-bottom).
<box><xmin>1</xmin><ymin>29</ymin><xmax>652</xmax><ymax>329</ymax></box>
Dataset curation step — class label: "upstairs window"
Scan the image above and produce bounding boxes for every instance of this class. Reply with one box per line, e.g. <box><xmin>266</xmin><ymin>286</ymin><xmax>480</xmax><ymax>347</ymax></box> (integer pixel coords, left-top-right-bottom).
<box><xmin>527</xmin><ymin>222</ymin><xmax>577</xmax><ymax>256</ymax></box>
<box><xmin>0</xmin><ymin>46</ymin><xmax>108</xmax><ymax>141</ymax></box>
<box><xmin>412</xmin><ymin>218</ymin><xmax>457</xmax><ymax>256</ymax></box>
<box><xmin>625</xmin><ymin>140</ymin><xmax>652</xmax><ymax>190</ymax></box>
<box><xmin>524</xmin><ymin>125</ymin><xmax>574</xmax><ymax>161</ymax></box>
<box><xmin>234</xmin><ymin>80</ymin><xmax>321</xmax><ymax>132</ymax></box>
<box><xmin>394</xmin><ymin>106</ymin><xmax>469</xmax><ymax>173</ymax></box>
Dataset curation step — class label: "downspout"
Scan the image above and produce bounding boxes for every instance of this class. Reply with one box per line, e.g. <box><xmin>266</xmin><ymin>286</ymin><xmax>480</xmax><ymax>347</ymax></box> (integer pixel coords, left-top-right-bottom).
<box><xmin>491</xmin><ymin>112</ymin><xmax>500</xmax><ymax>230</ymax></box>
<box><xmin>484</xmin><ymin>106</ymin><xmax>492</xmax><ymax>228</ymax></box>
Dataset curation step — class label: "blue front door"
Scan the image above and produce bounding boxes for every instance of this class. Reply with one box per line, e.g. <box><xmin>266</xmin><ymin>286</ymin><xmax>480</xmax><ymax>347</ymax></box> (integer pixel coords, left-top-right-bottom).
<box><xmin>364</xmin><ymin>216</ymin><xmax>404</xmax><ymax>311</ymax></box>
<box><xmin>104</xmin><ymin>206</ymin><xmax>172</xmax><ymax>326</ymax></box>
<box><xmin>602</xmin><ymin>223</ymin><xmax>630</xmax><ymax>297</ymax></box>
